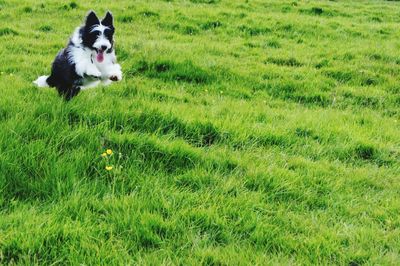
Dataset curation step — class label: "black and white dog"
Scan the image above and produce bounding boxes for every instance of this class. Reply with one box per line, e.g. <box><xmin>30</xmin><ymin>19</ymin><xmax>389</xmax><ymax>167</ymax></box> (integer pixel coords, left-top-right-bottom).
<box><xmin>34</xmin><ymin>11</ymin><xmax>122</xmax><ymax>100</ymax></box>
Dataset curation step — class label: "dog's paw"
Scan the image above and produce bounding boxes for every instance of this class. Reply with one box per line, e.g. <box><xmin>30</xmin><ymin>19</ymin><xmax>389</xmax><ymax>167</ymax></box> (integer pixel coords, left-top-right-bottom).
<box><xmin>109</xmin><ymin>75</ymin><xmax>119</xmax><ymax>82</ymax></box>
<box><xmin>107</xmin><ymin>64</ymin><xmax>122</xmax><ymax>82</ymax></box>
<box><xmin>85</xmin><ymin>68</ymin><xmax>102</xmax><ymax>79</ymax></box>
<box><xmin>109</xmin><ymin>71</ymin><xmax>122</xmax><ymax>82</ymax></box>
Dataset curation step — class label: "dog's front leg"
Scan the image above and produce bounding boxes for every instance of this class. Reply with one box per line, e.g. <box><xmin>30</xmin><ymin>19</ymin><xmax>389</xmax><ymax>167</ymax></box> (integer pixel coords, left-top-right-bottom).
<box><xmin>106</xmin><ymin>63</ymin><xmax>122</xmax><ymax>82</ymax></box>
<box><xmin>75</xmin><ymin>59</ymin><xmax>101</xmax><ymax>78</ymax></box>
<box><xmin>85</xmin><ymin>64</ymin><xmax>102</xmax><ymax>78</ymax></box>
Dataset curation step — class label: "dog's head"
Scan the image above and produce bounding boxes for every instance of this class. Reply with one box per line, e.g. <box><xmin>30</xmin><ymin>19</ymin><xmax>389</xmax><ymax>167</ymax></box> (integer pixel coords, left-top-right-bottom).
<box><xmin>81</xmin><ymin>11</ymin><xmax>114</xmax><ymax>63</ymax></box>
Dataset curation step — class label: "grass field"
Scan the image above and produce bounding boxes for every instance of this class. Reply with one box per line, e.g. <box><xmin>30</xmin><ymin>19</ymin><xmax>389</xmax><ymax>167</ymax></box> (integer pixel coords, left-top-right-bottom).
<box><xmin>1</xmin><ymin>0</ymin><xmax>400</xmax><ymax>264</ymax></box>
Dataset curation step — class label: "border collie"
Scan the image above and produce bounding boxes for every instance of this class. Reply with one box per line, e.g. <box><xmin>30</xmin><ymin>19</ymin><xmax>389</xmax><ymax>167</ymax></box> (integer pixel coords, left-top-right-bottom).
<box><xmin>34</xmin><ymin>11</ymin><xmax>122</xmax><ymax>100</ymax></box>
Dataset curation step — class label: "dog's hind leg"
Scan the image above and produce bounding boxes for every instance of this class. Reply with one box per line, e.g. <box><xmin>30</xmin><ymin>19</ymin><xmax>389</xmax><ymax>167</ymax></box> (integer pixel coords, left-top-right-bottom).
<box><xmin>57</xmin><ymin>85</ymin><xmax>81</xmax><ymax>101</ymax></box>
<box><xmin>65</xmin><ymin>86</ymin><xmax>81</xmax><ymax>101</ymax></box>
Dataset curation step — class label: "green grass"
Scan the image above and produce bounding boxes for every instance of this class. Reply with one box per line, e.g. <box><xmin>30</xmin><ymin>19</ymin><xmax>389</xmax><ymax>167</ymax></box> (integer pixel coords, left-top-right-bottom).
<box><xmin>1</xmin><ymin>0</ymin><xmax>400</xmax><ymax>264</ymax></box>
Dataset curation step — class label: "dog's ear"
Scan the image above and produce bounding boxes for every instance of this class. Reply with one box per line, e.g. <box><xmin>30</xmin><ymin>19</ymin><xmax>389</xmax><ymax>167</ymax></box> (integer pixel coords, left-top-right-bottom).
<box><xmin>102</xmin><ymin>11</ymin><xmax>114</xmax><ymax>27</ymax></box>
<box><xmin>85</xmin><ymin>10</ymin><xmax>100</xmax><ymax>27</ymax></box>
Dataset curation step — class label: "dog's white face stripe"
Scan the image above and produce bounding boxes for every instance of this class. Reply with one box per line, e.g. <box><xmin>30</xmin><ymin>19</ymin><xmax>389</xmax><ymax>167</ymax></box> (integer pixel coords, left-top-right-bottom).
<box><xmin>90</xmin><ymin>24</ymin><xmax>109</xmax><ymax>33</ymax></box>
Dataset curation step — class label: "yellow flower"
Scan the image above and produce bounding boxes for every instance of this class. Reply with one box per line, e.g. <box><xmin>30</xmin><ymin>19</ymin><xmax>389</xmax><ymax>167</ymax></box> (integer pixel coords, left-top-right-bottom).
<box><xmin>101</xmin><ymin>152</ymin><xmax>107</xmax><ymax>157</ymax></box>
<box><xmin>105</xmin><ymin>166</ymin><xmax>113</xmax><ymax>171</ymax></box>
<box><xmin>106</xmin><ymin>149</ymin><xmax>113</xmax><ymax>155</ymax></box>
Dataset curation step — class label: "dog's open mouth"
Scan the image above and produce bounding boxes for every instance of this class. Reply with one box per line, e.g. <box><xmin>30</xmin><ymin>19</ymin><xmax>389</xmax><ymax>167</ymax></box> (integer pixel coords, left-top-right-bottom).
<box><xmin>96</xmin><ymin>49</ymin><xmax>105</xmax><ymax>63</ymax></box>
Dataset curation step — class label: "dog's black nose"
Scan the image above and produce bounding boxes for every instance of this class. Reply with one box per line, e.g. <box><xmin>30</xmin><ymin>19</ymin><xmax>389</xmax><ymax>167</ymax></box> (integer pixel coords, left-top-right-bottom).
<box><xmin>101</xmin><ymin>45</ymin><xmax>107</xmax><ymax>51</ymax></box>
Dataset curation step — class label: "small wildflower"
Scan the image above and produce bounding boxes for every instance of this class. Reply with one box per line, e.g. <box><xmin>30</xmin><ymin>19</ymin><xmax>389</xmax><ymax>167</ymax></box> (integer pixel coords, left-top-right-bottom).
<box><xmin>106</xmin><ymin>149</ymin><xmax>113</xmax><ymax>155</ymax></box>
<box><xmin>220</xmin><ymin>91</ymin><xmax>223</xmax><ymax>94</ymax></box>
<box><xmin>105</xmin><ymin>166</ymin><xmax>113</xmax><ymax>171</ymax></box>
<box><xmin>101</xmin><ymin>152</ymin><xmax>107</xmax><ymax>157</ymax></box>
<box><xmin>9</xmin><ymin>73</ymin><xmax>13</xmax><ymax>76</ymax></box>
<box><xmin>205</xmin><ymin>89</ymin><xmax>208</xmax><ymax>92</ymax></box>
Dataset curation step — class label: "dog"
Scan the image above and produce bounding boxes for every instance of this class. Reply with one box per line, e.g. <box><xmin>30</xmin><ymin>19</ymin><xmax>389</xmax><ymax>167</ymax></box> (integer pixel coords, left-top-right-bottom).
<box><xmin>34</xmin><ymin>11</ymin><xmax>122</xmax><ymax>100</ymax></box>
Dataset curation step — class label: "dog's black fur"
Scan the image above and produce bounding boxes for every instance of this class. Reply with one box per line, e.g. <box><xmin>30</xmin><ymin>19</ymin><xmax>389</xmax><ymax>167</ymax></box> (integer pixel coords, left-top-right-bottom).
<box><xmin>46</xmin><ymin>49</ymin><xmax>82</xmax><ymax>100</ymax></box>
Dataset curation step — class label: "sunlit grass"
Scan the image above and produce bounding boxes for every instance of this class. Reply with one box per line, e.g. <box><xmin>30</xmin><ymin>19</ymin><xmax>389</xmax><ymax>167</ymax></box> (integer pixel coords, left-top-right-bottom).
<box><xmin>0</xmin><ymin>0</ymin><xmax>399</xmax><ymax>264</ymax></box>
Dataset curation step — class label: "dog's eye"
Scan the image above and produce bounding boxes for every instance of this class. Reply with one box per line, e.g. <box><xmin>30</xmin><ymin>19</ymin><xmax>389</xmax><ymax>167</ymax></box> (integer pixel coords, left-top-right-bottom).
<box><xmin>104</xmin><ymin>29</ymin><xmax>114</xmax><ymax>38</ymax></box>
<box><xmin>90</xmin><ymin>30</ymin><xmax>100</xmax><ymax>35</ymax></box>
<box><xmin>104</xmin><ymin>29</ymin><xmax>113</xmax><ymax>35</ymax></box>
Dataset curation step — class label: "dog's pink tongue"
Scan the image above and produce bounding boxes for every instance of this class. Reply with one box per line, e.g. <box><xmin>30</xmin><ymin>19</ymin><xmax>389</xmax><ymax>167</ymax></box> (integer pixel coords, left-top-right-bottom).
<box><xmin>96</xmin><ymin>51</ymin><xmax>104</xmax><ymax>63</ymax></box>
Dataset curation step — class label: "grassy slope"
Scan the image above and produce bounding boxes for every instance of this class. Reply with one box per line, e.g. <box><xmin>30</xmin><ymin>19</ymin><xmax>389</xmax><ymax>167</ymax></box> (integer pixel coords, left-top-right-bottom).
<box><xmin>0</xmin><ymin>0</ymin><xmax>400</xmax><ymax>264</ymax></box>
